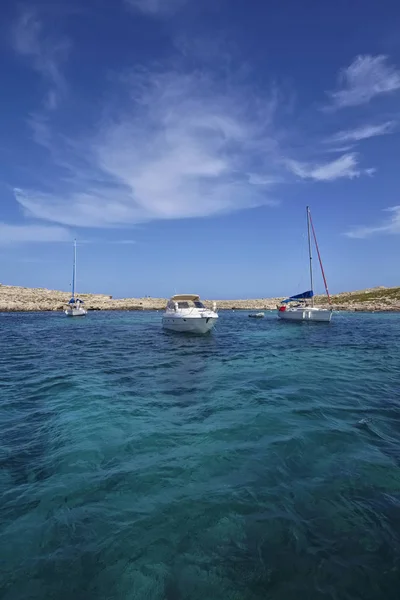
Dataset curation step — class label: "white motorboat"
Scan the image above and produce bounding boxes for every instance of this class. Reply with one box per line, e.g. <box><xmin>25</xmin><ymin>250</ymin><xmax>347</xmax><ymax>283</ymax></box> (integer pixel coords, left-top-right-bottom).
<box><xmin>65</xmin><ymin>239</ymin><xmax>87</xmax><ymax>317</ymax></box>
<box><xmin>249</xmin><ymin>312</ymin><xmax>265</xmax><ymax>318</ymax></box>
<box><xmin>162</xmin><ymin>294</ymin><xmax>218</xmax><ymax>333</ymax></box>
<box><xmin>278</xmin><ymin>207</ymin><xmax>332</xmax><ymax>323</ymax></box>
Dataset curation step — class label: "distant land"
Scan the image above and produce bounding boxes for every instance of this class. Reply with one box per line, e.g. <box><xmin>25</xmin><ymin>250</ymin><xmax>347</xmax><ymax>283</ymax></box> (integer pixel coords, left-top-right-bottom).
<box><xmin>0</xmin><ymin>284</ymin><xmax>400</xmax><ymax>312</ymax></box>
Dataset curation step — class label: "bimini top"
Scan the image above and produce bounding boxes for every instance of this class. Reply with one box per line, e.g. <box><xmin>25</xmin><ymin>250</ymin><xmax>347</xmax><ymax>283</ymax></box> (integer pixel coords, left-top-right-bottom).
<box><xmin>68</xmin><ymin>297</ymin><xmax>84</xmax><ymax>304</ymax></box>
<box><xmin>170</xmin><ymin>294</ymin><xmax>200</xmax><ymax>302</ymax></box>
<box><xmin>282</xmin><ymin>290</ymin><xmax>313</xmax><ymax>303</ymax></box>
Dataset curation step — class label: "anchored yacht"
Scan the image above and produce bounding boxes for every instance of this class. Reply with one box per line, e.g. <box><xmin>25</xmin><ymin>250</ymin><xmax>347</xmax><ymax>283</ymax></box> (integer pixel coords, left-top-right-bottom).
<box><xmin>65</xmin><ymin>239</ymin><xmax>87</xmax><ymax>317</ymax></box>
<box><xmin>278</xmin><ymin>207</ymin><xmax>332</xmax><ymax>323</ymax></box>
<box><xmin>162</xmin><ymin>294</ymin><xmax>218</xmax><ymax>333</ymax></box>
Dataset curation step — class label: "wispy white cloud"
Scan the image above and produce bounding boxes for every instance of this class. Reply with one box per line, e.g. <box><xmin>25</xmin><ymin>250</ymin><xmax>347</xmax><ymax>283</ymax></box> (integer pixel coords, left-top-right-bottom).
<box><xmin>327</xmin><ymin>121</ymin><xmax>396</xmax><ymax>144</ymax></box>
<box><xmin>14</xmin><ymin>69</ymin><xmax>280</xmax><ymax>227</ymax></box>
<box><xmin>28</xmin><ymin>113</ymin><xmax>53</xmax><ymax>148</ymax></box>
<box><xmin>327</xmin><ymin>55</ymin><xmax>400</xmax><ymax>110</ymax></box>
<box><xmin>77</xmin><ymin>238</ymin><xmax>137</xmax><ymax>245</ymax></box>
<box><xmin>0</xmin><ymin>222</ymin><xmax>71</xmax><ymax>244</ymax></box>
<box><xmin>286</xmin><ymin>153</ymin><xmax>370</xmax><ymax>181</ymax></box>
<box><xmin>247</xmin><ymin>173</ymin><xmax>280</xmax><ymax>186</ymax></box>
<box><xmin>12</xmin><ymin>9</ymin><xmax>70</xmax><ymax>109</ymax></box>
<box><xmin>345</xmin><ymin>206</ymin><xmax>400</xmax><ymax>238</ymax></box>
<box><xmin>324</xmin><ymin>145</ymin><xmax>355</xmax><ymax>154</ymax></box>
<box><xmin>124</xmin><ymin>0</ymin><xmax>188</xmax><ymax>16</ymax></box>
<box><xmin>11</xmin><ymin>50</ymin><xmax>391</xmax><ymax>233</ymax></box>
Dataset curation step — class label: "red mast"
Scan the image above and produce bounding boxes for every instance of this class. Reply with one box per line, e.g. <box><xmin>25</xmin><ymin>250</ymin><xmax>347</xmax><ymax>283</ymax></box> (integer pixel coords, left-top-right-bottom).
<box><xmin>308</xmin><ymin>210</ymin><xmax>331</xmax><ymax>305</ymax></box>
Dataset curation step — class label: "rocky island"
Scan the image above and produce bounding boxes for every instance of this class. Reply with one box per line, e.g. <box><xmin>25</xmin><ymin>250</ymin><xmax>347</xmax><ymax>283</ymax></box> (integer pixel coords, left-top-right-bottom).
<box><xmin>0</xmin><ymin>284</ymin><xmax>399</xmax><ymax>312</ymax></box>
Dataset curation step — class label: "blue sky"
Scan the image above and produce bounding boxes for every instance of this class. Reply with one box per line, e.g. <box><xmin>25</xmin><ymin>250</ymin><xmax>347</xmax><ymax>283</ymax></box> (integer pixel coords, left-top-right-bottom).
<box><xmin>1</xmin><ymin>0</ymin><xmax>400</xmax><ymax>298</ymax></box>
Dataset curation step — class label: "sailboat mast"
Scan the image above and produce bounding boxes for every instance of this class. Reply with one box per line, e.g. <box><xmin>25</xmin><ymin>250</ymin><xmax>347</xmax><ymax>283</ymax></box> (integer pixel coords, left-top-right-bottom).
<box><xmin>306</xmin><ymin>206</ymin><xmax>314</xmax><ymax>307</ymax></box>
<box><xmin>309</xmin><ymin>211</ymin><xmax>331</xmax><ymax>305</ymax></box>
<box><xmin>72</xmin><ymin>239</ymin><xmax>76</xmax><ymax>299</ymax></box>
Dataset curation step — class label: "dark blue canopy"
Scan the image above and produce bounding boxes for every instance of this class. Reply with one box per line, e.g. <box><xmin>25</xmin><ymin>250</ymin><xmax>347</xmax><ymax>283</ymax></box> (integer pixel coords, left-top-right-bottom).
<box><xmin>68</xmin><ymin>297</ymin><xmax>84</xmax><ymax>304</ymax></box>
<box><xmin>282</xmin><ymin>290</ymin><xmax>313</xmax><ymax>304</ymax></box>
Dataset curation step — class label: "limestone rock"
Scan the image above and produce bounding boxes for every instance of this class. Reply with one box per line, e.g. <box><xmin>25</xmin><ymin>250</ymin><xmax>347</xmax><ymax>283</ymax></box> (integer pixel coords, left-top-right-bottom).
<box><xmin>0</xmin><ymin>283</ymin><xmax>399</xmax><ymax>312</ymax></box>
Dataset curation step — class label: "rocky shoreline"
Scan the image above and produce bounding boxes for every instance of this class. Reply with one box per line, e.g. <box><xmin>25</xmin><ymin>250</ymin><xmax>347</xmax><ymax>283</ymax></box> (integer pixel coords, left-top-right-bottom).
<box><xmin>1</xmin><ymin>284</ymin><xmax>400</xmax><ymax>313</ymax></box>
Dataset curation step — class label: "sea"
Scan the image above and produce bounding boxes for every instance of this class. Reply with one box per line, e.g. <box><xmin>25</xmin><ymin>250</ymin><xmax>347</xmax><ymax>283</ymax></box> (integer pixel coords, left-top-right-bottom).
<box><xmin>1</xmin><ymin>310</ymin><xmax>400</xmax><ymax>600</ymax></box>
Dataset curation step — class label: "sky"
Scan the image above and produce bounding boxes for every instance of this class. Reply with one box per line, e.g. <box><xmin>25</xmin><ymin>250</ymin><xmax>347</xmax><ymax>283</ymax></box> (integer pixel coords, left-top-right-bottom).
<box><xmin>1</xmin><ymin>0</ymin><xmax>400</xmax><ymax>299</ymax></box>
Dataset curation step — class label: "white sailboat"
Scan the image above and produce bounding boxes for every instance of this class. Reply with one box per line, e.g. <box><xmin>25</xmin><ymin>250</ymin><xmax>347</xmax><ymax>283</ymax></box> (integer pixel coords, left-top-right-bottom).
<box><xmin>65</xmin><ymin>239</ymin><xmax>87</xmax><ymax>317</ymax></box>
<box><xmin>278</xmin><ymin>207</ymin><xmax>332</xmax><ymax>323</ymax></box>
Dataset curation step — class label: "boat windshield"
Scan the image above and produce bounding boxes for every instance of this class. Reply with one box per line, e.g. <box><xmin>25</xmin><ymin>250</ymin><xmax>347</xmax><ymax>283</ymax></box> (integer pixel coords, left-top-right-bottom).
<box><xmin>167</xmin><ymin>299</ymin><xmax>205</xmax><ymax>309</ymax></box>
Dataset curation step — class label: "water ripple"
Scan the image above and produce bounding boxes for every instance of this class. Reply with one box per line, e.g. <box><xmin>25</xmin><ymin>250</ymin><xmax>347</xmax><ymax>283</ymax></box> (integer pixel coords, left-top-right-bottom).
<box><xmin>1</xmin><ymin>311</ymin><xmax>400</xmax><ymax>599</ymax></box>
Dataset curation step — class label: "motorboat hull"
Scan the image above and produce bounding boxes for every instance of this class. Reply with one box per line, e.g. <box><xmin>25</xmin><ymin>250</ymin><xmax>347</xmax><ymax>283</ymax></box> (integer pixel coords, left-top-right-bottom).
<box><xmin>162</xmin><ymin>315</ymin><xmax>217</xmax><ymax>333</ymax></box>
<box><xmin>278</xmin><ymin>307</ymin><xmax>332</xmax><ymax>322</ymax></box>
<box><xmin>65</xmin><ymin>308</ymin><xmax>87</xmax><ymax>317</ymax></box>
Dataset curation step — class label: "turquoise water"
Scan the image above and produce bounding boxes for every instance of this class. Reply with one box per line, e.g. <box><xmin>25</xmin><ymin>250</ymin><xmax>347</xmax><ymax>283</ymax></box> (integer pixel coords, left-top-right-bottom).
<box><xmin>1</xmin><ymin>310</ymin><xmax>400</xmax><ymax>599</ymax></box>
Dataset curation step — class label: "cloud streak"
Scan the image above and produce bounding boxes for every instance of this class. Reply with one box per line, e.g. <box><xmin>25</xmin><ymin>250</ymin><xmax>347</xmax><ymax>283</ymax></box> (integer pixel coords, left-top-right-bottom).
<box><xmin>12</xmin><ymin>9</ymin><xmax>69</xmax><ymax>109</ymax></box>
<box><xmin>345</xmin><ymin>206</ymin><xmax>400</xmax><ymax>238</ymax></box>
<box><xmin>327</xmin><ymin>121</ymin><xmax>396</xmax><ymax>144</ymax></box>
<box><xmin>124</xmin><ymin>0</ymin><xmax>189</xmax><ymax>16</ymax></box>
<box><xmin>286</xmin><ymin>153</ymin><xmax>369</xmax><ymax>181</ymax></box>
<box><xmin>328</xmin><ymin>55</ymin><xmax>400</xmax><ymax>109</ymax></box>
<box><xmin>0</xmin><ymin>222</ymin><xmax>71</xmax><ymax>244</ymax></box>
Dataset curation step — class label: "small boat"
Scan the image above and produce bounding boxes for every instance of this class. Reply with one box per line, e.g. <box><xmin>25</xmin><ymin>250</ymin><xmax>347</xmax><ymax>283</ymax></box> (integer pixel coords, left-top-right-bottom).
<box><xmin>162</xmin><ymin>294</ymin><xmax>218</xmax><ymax>333</ymax></box>
<box><xmin>65</xmin><ymin>239</ymin><xmax>87</xmax><ymax>317</ymax></box>
<box><xmin>278</xmin><ymin>207</ymin><xmax>332</xmax><ymax>323</ymax></box>
<box><xmin>249</xmin><ymin>312</ymin><xmax>265</xmax><ymax>318</ymax></box>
